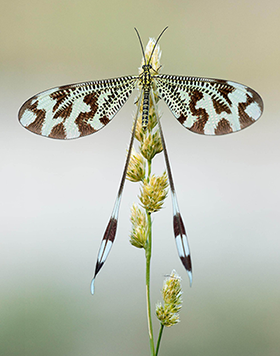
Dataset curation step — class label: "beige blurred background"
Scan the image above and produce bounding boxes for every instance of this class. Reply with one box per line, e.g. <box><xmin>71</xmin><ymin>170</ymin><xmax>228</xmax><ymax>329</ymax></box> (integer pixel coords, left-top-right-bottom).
<box><xmin>1</xmin><ymin>0</ymin><xmax>280</xmax><ymax>355</ymax></box>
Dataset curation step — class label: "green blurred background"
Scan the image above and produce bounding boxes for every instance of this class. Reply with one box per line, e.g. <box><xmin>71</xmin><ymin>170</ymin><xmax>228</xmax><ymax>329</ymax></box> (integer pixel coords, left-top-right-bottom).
<box><xmin>1</xmin><ymin>0</ymin><xmax>280</xmax><ymax>355</ymax></box>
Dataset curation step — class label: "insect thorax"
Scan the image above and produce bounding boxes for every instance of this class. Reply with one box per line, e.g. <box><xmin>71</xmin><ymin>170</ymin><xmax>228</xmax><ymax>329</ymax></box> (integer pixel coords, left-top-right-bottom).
<box><xmin>140</xmin><ymin>64</ymin><xmax>153</xmax><ymax>86</ymax></box>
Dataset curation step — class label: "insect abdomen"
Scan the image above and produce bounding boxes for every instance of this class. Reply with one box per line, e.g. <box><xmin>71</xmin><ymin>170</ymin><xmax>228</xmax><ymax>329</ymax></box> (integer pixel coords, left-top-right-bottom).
<box><xmin>142</xmin><ymin>88</ymin><xmax>150</xmax><ymax>129</ymax></box>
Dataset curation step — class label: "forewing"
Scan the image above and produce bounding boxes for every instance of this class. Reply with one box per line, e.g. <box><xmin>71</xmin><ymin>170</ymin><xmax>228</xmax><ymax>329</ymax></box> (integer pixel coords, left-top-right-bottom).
<box><xmin>154</xmin><ymin>75</ymin><xmax>263</xmax><ymax>135</ymax></box>
<box><xmin>18</xmin><ymin>76</ymin><xmax>137</xmax><ymax>139</ymax></box>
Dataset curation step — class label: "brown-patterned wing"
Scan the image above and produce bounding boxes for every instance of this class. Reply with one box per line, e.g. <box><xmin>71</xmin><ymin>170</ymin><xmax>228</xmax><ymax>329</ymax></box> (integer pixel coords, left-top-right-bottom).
<box><xmin>18</xmin><ymin>76</ymin><xmax>137</xmax><ymax>139</ymax></box>
<box><xmin>154</xmin><ymin>75</ymin><xmax>263</xmax><ymax>135</ymax></box>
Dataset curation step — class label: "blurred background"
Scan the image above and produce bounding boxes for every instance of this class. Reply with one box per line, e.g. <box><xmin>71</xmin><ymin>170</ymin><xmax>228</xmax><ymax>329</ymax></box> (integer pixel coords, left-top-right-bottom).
<box><xmin>1</xmin><ymin>0</ymin><xmax>280</xmax><ymax>355</ymax></box>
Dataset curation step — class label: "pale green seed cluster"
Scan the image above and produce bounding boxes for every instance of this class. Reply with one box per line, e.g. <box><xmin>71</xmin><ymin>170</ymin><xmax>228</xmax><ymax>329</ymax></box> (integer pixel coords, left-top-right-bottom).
<box><xmin>156</xmin><ymin>270</ymin><xmax>183</xmax><ymax>327</ymax></box>
<box><xmin>129</xmin><ymin>203</ymin><xmax>148</xmax><ymax>248</ymax></box>
<box><xmin>126</xmin><ymin>148</ymin><xmax>146</xmax><ymax>182</ymax></box>
<box><xmin>140</xmin><ymin>131</ymin><xmax>163</xmax><ymax>161</ymax></box>
<box><xmin>139</xmin><ymin>173</ymin><xmax>168</xmax><ymax>213</ymax></box>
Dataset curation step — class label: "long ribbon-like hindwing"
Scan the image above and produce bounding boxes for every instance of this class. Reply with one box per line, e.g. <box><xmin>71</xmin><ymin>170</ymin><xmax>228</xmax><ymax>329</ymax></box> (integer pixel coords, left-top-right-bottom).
<box><xmin>151</xmin><ymin>90</ymin><xmax>193</xmax><ymax>286</ymax></box>
<box><xmin>90</xmin><ymin>90</ymin><xmax>143</xmax><ymax>294</ymax></box>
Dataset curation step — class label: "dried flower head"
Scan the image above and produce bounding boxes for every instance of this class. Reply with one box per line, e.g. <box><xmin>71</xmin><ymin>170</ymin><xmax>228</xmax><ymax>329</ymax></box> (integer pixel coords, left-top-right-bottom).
<box><xmin>139</xmin><ymin>172</ymin><xmax>168</xmax><ymax>213</ymax></box>
<box><xmin>130</xmin><ymin>204</ymin><xmax>148</xmax><ymax>248</ymax></box>
<box><xmin>135</xmin><ymin>115</ymin><xmax>145</xmax><ymax>142</ymax></box>
<box><xmin>140</xmin><ymin>130</ymin><xmax>163</xmax><ymax>161</ymax></box>
<box><xmin>156</xmin><ymin>270</ymin><xmax>183</xmax><ymax>327</ymax></box>
<box><xmin>126</xmin><ymin>148</ymin><xmax>146</xmax><ymax>182</ymax></box>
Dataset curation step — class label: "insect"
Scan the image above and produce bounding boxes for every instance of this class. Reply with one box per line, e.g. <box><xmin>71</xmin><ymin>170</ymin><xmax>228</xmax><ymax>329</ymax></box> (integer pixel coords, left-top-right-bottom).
<box><xmin>18</xmin><ymin>28</ymin><xmax>263</xmax><ymax>293</ymax></box>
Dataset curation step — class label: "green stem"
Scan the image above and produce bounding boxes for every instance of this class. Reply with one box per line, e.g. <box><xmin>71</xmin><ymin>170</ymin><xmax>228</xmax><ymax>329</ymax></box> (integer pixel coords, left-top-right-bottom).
<box><xmin>144</xmin><ymin>112</ymin><xmax>157</xmax><ymax>355</ymax></box>
<box><xmin>146</xmin><ymin>211</ymin><xmax>155</xmax><ymax>356</ymax></box>
<box><xmin>146</xmin><ymin>158</ymin><xmax>154</xmax><ymax>355</ymax></box>
<box><xmin>147</xmin><ymin>159</ymin><xmax>152</xmax><ymax>182</ymax></box>
<box><xmin>155</xmin><ymin>324</ymin><xmax>164</xmax><ymax>356</ymax></box>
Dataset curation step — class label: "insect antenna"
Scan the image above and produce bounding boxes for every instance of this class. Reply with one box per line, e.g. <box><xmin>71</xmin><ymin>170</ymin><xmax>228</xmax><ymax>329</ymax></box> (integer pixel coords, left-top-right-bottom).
<box><xmin>134</xmin><ymin>27</ymin><xmax>168</xmax><ymax>66</ymax></box>
<box><xmin>134</xmin><ymin>28</ymin><xmax>147</xmax><ymax>65</ymax></box>
<box><xmin>147</xmin><ymin>26</ymin><xmax>168</xmax><ymax>65</ymax></box>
